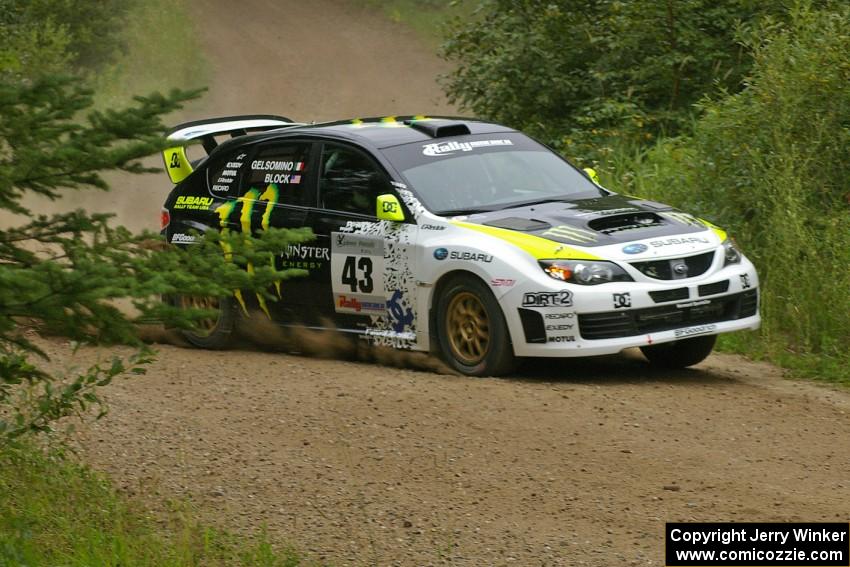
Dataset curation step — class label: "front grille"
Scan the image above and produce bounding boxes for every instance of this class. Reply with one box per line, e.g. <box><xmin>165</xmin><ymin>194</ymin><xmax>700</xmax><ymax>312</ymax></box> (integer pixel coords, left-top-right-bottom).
<box><xmin>648</xmin><ymin>288</ymin><xmax>689</xmax><ymax>303</ymax></box>
<box><xmin>578</xmin><ymin>290</ymin><xmax>758</xmax><ymax>340</ymax></box>
<box><xmin>698</xmin><ymin>280</ymin><xmax>730</xmax><ymax>297</ymax></box>
<box><xmin>631</xmin><ymin>251</ymin><xmax>715</xmax><ymax>280</ymax></box>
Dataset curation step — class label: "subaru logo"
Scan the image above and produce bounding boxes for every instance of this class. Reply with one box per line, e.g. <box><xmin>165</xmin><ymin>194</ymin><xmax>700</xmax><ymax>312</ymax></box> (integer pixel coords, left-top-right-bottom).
<box><xmin>433</xmin><ymin>247</ymin><xmax>448</xmax><ymax>260</ymax></box>
<box><xmin>622</xmin><ymin>243</ymin><xmax>648</xmax><ymax>254</ymax></box>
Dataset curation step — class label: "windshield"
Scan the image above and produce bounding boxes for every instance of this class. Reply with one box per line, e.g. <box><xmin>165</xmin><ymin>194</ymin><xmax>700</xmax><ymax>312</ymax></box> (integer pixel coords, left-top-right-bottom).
<box><xmin>381</xmin><ymin>133</ymin><xmax>604</xmax><ymax>215</ymax></box>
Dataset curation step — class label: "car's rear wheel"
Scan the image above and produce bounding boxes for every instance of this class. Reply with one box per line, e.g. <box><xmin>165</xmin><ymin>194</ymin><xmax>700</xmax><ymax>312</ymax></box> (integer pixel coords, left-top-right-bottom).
<box><xmin>436</xmin><ymin>276</ymin><xmax>515</xmax><ymax>377</ymax></box>
<box><xmin>640</xmin><ymin>335</ymin><xmax>716</xmax><ymax>369</ymax></box>
<box><xmin>177</xmin><ymin>295</ymin><xmax>239</xmax><ymax>349</ymax></box>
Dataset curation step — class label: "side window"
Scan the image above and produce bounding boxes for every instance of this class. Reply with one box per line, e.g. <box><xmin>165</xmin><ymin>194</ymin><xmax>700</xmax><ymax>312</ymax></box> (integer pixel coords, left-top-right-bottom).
<box><xmin>207</xmin><ymin>150</ymin><xmax>250</xmax><ymax>198</ymax></box>
<box><xmin>319</xmin><ymin>144</ymin><xmax>391</xmax><ymax>216</ymax></box>
<box><xmin>245</xmin><ymin>142</ymin><xmax>313</xmax><ymax>207</ymax></box>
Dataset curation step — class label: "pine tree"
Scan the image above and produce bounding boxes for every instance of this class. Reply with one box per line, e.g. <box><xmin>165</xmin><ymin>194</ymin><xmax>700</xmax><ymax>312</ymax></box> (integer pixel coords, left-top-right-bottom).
<box><xmin>0</xmin><ymin>76</ymin><xmax>311</xmax><ymax>440</ymax></box>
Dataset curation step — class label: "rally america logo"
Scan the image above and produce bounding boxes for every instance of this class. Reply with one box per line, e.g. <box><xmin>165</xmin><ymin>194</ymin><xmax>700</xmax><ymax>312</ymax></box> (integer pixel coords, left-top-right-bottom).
<box><xmin>422</xmin><ymin>139</ymin><xmax>513</xmax><ymax>156</ymax></box>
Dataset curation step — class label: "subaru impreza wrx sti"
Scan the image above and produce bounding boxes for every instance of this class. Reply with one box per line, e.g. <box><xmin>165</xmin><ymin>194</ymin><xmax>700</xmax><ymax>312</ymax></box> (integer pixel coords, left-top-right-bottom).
<box><xmin>160</xmin><ymin>115</ymin><xmax>760</xmax><ymax>376</ymax></box>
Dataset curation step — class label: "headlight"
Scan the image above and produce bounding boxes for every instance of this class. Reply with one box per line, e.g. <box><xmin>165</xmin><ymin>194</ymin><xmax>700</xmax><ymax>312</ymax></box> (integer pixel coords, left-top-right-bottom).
<box><xmin>539</xmin><ymin>260</ymin><xmax>633</xmax><ymax>285</ymax></box>
<box><xmin>722</xmin><ymin>239</ymin><xmax>741</xmax><ymax>266</ymax></box>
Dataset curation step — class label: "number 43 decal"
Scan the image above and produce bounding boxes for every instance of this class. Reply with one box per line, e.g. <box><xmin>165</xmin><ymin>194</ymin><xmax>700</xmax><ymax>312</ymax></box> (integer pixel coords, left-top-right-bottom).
<box><xmin>341</xmin><ymin>256</ymin><xmax>373</xmax><ymax>293</ymax></box>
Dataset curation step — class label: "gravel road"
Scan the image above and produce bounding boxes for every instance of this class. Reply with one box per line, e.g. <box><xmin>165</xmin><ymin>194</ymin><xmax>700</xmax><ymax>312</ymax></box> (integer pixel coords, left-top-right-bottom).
<box><xmin>62</xmin><ymin>1</ymin><xmax>850</xmax><ymax>565</ymax></box>
<box><xmin>64</xmin><ymin>335</ymin><xmax>850</xmax><ymax>566</ymax></box>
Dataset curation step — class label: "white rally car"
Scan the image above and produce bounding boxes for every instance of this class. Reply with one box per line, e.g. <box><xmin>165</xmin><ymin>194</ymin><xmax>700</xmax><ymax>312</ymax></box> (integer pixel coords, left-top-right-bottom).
<box><xmin>162</xmin><ymin>115</ymin><xmax>760</xmax><ymax>376</ymax></box>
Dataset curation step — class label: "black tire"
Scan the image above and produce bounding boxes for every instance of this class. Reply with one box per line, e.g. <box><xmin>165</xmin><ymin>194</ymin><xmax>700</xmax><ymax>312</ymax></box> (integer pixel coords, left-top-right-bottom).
<box><xmin>177</xmin><ymin>295</ymin><xmax>239</xmax><ymax>349</ymax></box>
<box><xmin>640</xmin><ymin>335</ymin><xmax>717</xmax><ymax>369</ymax></box>
<box><xmin>436</xmin><ymin>275</ymin><xmax>516</xmax><ymax>377</ymax></box>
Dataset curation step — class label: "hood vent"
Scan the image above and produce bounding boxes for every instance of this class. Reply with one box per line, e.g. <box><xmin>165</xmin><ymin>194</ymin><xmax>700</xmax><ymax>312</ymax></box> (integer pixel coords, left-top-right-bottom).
<box><xmin>588</xmin><ymin>212</ymin><xmax>665</xmax><ymax>235</ymax></box>
<box><xmin>405</xmin><ymin>120</ymin><xmax>471</xmax><ymax>138</ymax></box>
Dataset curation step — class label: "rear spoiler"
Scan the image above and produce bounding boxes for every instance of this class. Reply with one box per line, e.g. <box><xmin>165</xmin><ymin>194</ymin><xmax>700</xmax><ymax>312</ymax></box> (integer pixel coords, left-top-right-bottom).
<box><xmin>162</xmin><ymin>114</ymin><xmax>305</xmax><ymax>184</ymax></box>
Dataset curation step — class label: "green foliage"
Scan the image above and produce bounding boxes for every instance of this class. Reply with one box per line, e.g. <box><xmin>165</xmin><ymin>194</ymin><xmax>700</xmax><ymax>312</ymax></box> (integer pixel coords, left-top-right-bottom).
<box><xmin>444</xmin><ymin>0</ymin><xmax>850</xmax><ymax>380</ymax></box>
<box><xmin>603</xmin><ymin>3</ymin><xmax>850</xmax><ymax>381</ymax></box>
<box><xmin>0</xmin><ymin>0</ymin><xmax>72</xmax><ymax>79</ymax></box>
<box><xmin>0</xmin><ymin>76</ymin><xmax>313</xmax><ymax>441</ymax></box>
<box><xmin>441</xmin><ymin>0</ymin><xmax>783</xmax><ymax>156</ymax></box>
<box><xmin>0</xmin><ymin>0</ymin><xmax>131</xmax><ymax>77</ymax></box>
<box><xmin>0</xmin><ymin>443</ymin><xmax>303</xmax><ymax>565</ymax></box>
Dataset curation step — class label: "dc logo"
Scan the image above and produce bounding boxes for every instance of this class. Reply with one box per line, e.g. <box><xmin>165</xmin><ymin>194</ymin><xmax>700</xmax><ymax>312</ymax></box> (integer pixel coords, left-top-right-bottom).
<box><xmin>613</xmin><ymin>293</ymin><xmax>631</xmax><ymax>309</ymax></box>
<box><xmin>387</xmin><ymin>290</ymin><xmax>414</xmax><ymax>332</ymax></box>
<box><xmin>382</xmin><ymin>201</ymin><xmax>398</xmax><ymax>213</ymax></box>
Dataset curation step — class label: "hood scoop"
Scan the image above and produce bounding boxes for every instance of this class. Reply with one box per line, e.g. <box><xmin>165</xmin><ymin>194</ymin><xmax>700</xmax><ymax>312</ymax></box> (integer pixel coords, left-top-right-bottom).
<box><xmin>483</xmin><ymin>217</ymin><xmax>551</xmax><ymax>232</ymax></box>
<box><xmin>587</xmin><ymin>212</ymin><xmax>665</xmax><ymax>235</ymax></box>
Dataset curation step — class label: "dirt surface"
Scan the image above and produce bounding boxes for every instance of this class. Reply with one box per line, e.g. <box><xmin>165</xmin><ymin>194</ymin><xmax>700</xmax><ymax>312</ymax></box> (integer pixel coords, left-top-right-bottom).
<box><xmin>36</xmin><ymin>1</ymin><xmax>850</xmax><ymax>565</ymax></box>
<box><xmin>66</xmin><ymin>338</ymin><xmax>850</xmax><ymax>566</ymax></box>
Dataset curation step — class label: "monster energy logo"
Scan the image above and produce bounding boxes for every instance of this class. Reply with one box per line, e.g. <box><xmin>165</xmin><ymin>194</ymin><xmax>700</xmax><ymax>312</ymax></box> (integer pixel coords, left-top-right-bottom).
<box><xmin>541</xmin><ymin>225</ymin><xmax>598</xmax><ymax>243</ymax></box>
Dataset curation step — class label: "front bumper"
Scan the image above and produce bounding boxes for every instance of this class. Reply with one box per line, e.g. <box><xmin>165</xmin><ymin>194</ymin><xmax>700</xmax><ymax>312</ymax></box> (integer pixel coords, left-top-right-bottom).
<box><xmin>506</xmin><ymin>262</ymin><xmax>760</xmax><ymax>358</ymax></box>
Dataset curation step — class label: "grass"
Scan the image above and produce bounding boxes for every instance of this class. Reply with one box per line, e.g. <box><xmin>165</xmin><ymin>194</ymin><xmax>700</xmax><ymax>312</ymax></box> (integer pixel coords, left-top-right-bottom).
<box><xmin>91</xmin><ymin>0</ymin><xmax>209</xmax><ymax>109</ymax></box>
<box><xmin>0</xmin><ymin>443</ymin><xmax>304</xmax><ymax>567</ymax></box>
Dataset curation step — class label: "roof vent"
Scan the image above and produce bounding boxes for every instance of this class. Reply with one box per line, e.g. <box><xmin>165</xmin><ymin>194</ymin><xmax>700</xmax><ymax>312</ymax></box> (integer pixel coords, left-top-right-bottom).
<box><xmin>405</xmin><ymin>120</ymin><xmax>471</xmax><ymax>138</ymax></box>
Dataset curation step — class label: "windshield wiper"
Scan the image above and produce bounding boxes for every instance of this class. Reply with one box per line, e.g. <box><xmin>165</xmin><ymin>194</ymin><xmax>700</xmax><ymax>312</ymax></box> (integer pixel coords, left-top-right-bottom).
<box><xmin>492</xmin><ymin>196</ymin><xmax>574</xmax><ymax>210</ymax></box>
<box><xmin>433</xmin><ymin>206</ymin><xmax>496</xmax><ymax>216</ymax></box>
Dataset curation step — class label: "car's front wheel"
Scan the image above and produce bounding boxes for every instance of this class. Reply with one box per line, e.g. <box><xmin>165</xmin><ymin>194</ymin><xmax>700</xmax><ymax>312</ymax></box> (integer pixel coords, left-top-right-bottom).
<box><xmin>176</xmin><ymin>294</ymin><xmax>239</xmax><ymax>349</ymax></box>
<box><xmin>639</xmin><ymin>335</ymin><xmax>716</xmax><ymax>369</ymax></box>
<box><xmin>436</xmin><ymin>276</ymin><xmax>516</xmax><ymax>377</ymax></box>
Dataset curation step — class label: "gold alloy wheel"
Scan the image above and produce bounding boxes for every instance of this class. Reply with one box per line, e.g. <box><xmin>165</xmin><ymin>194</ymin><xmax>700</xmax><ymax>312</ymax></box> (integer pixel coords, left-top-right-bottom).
<box><xmin>179</xmin><ymin>295</ymin><xmax>221</xmax><ymax>337</ymax></box>
<box><xmin>446</xmin><ymin>291</ymin><xmax>491</xmax><ymax>366</ymax></box>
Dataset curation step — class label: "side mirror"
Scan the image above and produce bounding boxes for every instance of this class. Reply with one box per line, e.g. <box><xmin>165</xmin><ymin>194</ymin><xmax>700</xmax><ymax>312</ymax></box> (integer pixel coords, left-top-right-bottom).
<box><xmin>583</xmin><ymin>167</ymin><xmax>601</xmax><ymax>185</ymax></box>
<box><xmin>376</xmin><ymin>194</ymin><xmax>405</xmax><ymax>222</ymax></box>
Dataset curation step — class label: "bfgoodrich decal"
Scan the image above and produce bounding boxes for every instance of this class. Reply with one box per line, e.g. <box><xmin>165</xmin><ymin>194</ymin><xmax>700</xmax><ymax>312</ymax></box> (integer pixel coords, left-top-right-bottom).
<box><xmin>674</xmin><ymin>324</ymin><xmax>718</xmax><ymax>338</ymax></box>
